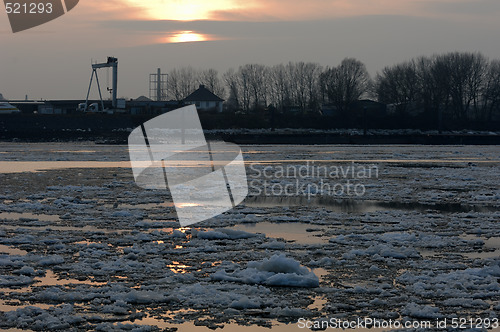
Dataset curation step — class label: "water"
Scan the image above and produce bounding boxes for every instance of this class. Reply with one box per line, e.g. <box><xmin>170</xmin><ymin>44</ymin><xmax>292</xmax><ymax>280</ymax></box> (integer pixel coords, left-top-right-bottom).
<box><xmin>231</xmin><ymin>222</ymin><xmax>329</xmax><ymax>244</ymax></box>
<box><xmin>0</xmin><ymin>244</ymin><xmax>27</xmax><ymax>256</ymax></box>
<box><xmin>1</xmin><ymin>143</ymin><xmax>499</xmax><ymax>331</ymax></box>
<box><xmin>244</xmin><ymin>196</ymin><xmax>499</xmax><ymax>213</ymax></box>
<box><xmin>0</xmin><ymin>161</ymin><xmax>132</xmax><ymax>173</ymax></box>
<box><xmin>0</xmin><ymin>212</ymin><xmax>60</xmax><ymax>222</ymax></box>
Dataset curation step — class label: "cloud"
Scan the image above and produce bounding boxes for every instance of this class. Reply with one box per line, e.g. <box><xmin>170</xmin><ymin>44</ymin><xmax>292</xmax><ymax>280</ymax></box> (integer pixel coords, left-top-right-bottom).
<box><xmin>74</xmin><ymin>0</ymin><xmax>149</xmax><ymax>21</ymax></box>
<box><xmin>418</xmin><ymin>0</ymin><xmax>500</xmax><ymax>17</ymax></box>
<box><xmin>208</xmin><ymin>0</ymin><xmax>424</xmax><ymax>21</ymax></box>
<box><xmin>208</xmin><ymin>0</ymin><xmax>500</xmax><ymax>23</ymax></box>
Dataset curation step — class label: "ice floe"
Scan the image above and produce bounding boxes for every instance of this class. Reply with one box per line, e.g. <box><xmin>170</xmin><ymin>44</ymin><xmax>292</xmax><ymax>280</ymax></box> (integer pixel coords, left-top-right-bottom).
<box><xmin>212</xmin><ymin>254</ymin><xmax>319</xmax><ymax>288</ymax></box>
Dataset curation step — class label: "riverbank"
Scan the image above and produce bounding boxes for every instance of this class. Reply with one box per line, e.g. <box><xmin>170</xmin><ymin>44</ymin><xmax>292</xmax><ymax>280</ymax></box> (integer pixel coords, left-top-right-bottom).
<box><xmin>1</xmin><ymin>114</ymin><xmax>499</xmax><ymax>144</ymax></box>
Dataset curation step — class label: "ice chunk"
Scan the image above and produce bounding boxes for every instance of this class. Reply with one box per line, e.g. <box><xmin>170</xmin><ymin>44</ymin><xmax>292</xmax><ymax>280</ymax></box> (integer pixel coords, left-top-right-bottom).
<box><xmin>118</xmin><ymin>290</ymin><xmax>171</xmax><ymax>304</ymax></box>
<box><xmin>0</xmin><ymin>257</ymin><xmax>24</xmax><ymax>268</ymax></box>
<box><xmin>0</xmin><ymin>275</ymin><xmax>33</xmax><ymax>287</ymax></box>
<box><xmin>38</xmin><ymin>255</ymin><xmax>65</xmax><ymax>266</ymax></box>
<box><xmin>270</xmin><ymin>306</ymin><xmax>311</xmax><ymax>317</ymax></box>
<box><xmin>212</xmin><ymin>254</ymin><xmax>319</xmax><ymax>288</ymax></box>
<box><xmin>402</xmin><ymin>303</ymin><xmax>442</xmax><ymax>319</ymax></box>
<box><xmin>171</xmin><ymin>230</ymin><xmax>187</xmax><ymax>239</ymax></box>
<box><xmin>259</xmin><ymin>241</ymin><xmax>286</xmax><ymax>250</ymax></box>
<box><xmin>111</xmin><ymin>210</ymin><xmax>133</xmax><ymax>218</ymax></box>
<box><xmin>229</xmin><ymin>296</ymin><xmax>261</xmax><ymax>309</ymax></box>
<box><xmin>14</xmin><ymin>266</ymin><xmax>36</xmax><ymax>276</ymax></box>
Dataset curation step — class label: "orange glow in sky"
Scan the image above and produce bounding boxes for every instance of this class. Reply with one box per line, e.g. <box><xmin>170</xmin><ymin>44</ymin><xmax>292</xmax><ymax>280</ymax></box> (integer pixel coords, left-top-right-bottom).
<box><xmin>119</xmin><ymin>0</ymin><xmax>430</xmax><ymax>22</ymax></box>
<box><xmin>123</xmin><ymin>0</ymin><xmax>240</xmax><ymax>20</ymax></box>
<box><xmin>68</xmin><ymin>0</ymin><xmax>490</xmax><ymax>24</ymax></box>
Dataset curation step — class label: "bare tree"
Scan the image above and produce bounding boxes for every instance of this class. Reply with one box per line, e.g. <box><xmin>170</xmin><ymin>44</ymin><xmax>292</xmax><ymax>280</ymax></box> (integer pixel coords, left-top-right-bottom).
<box><xmin>198</xmin><ymin>69</ymin><xmax>226</xmax><ymax>99</ymax></box>
<box><xmin>238</xmin><ymin>66</ymin><xmax>252</xmax><ymax>112</ymax></box>
<box><xmin>322</xmin><ymin>58</ymin><xmax>372</xmax><ymax>112</ymax></box>
<box><xmin>223</xmin><ymin>68</ymin><xmax>241</xmax><ymax>111</ymax></box>
<box><xmin>167</xmin><ymin>67</ymin><xmax>198</xmax><ymax>100</ymax></box>
<box><xmin>376</xmin><ymin>61</ymin><xmax>419</xmax><ymax>114</ymax></box>
<box><xmin>415</xmin><ymin>55</ymin><xmax>451</xmax><ymax>122</ymax></box>
<box><xmin>167</xmin><ymin>68</ymin><xmax>183</xmax><ymax>101</ymax></box>
<box><xmin>303</xmin><ymin>62</ymin><xmax>322</xmax><ymax>111</ymax></box>
<box><xmin>441</xmin><ymin>52</ymin><xmax>488</xmax><ymax>120</ymax></box>
<box><xmin>240</xmin><ymin>64</ymin><xmax>269</xmax><ymax>110</ymax></box>
<box><xmin>377</xmin><ymin>52</ymin><xmax>495</xmax><ymax>123</ymax></box>
<box><xmin>289</xmin><ymin>62</ymin><xmax>308</xmax><ymax>111</ymax></box>
<box><xmin>483</xmin><ymin>60</ymin><xmax>500</xmax><ymax>121</ymax></box>
<box><xmin>269</xmin><ymin>64</ymin><xmax>289</xmax><ymax>111</ymax></box>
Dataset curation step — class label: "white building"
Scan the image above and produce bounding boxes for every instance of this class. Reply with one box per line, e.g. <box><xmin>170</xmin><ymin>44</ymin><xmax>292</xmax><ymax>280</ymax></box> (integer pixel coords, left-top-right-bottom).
<box><xmin>184</xmin><ymin>85</ymin><xmax>224</xmax><ymax>112</ymax></box>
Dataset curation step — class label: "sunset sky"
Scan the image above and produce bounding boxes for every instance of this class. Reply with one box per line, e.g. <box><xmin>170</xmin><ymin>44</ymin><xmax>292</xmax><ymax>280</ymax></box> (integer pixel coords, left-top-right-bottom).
<box><xmin>1</xmin><ymin>0</ymin><xmax>500</xmax><ymax>100</ymax></box>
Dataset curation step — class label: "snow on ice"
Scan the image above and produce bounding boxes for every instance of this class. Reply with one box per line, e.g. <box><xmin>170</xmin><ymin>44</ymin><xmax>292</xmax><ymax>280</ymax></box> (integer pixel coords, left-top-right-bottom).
<box><xmin>0</xmin><ymin>143</ymin><xmax>499</xmax><ymax>330</ymax></box>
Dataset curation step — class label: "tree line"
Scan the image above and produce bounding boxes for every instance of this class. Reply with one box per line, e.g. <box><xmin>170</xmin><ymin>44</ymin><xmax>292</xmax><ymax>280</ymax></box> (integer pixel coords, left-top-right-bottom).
<box><xmin>166</xmin><ymin>52</ymin><xmax>500</xmax><ymax>122</ymax></box>
<box><xmin>377</xmin><ymin>52</ymin><xmax>500</xmax><ymax>122</ymax></box>
<box><xmin>167</xmin><ymin>60</ymin><xmax>369</xmax><ymax>114</ymax></box>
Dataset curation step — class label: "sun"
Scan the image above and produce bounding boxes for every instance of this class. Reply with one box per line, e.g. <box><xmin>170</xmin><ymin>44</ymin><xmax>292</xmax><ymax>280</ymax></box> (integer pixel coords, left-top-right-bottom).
<box><xmin>168</xmin><ymin>31</ymin><xmax>207</xmax><ymax>43</ymax></box>
<box><xmin>124</xmin><ymin>0</ymin><xmax>239</xmax><ymax>21</ymax></box>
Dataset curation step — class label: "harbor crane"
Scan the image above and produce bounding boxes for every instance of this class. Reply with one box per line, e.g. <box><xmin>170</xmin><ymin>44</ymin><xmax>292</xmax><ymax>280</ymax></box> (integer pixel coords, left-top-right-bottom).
<box><xmin>82</xmin><ymin>57</ymin><xmax>118</xmax><ymax>113</ymax></box>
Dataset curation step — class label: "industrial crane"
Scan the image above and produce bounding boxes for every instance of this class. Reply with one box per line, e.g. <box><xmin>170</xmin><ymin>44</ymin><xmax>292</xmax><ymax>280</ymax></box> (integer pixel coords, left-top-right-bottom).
<box><xmin>80</xmin><ymin>57</ymin><xmax>118</xmax><ymax>113</ymax></box>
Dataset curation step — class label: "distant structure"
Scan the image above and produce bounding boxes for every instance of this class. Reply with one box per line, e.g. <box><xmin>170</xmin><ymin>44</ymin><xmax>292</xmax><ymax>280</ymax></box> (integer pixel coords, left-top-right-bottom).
<box><xmin>84</xmin><ymin>57</ymin><xmax>121</xmax><ymax>112</ymax></box>
<box><xmin>149</xmin><ymin>68</ymin><xmax>167</xmax><ymax>101</ymax></box>
<box><xmin>135</xmin><ymin>96</ymin><xmax>153</xmax><ymax>102</ymax></box>
<box><xmin>0</xmin><ymin>93</ymin><xmax>5</xmax><ymax>101</ymax></box>
<box><xmin>184</xmin><ymin>85</ymin><xmax>224</xmax><ymax>112</ymax></box>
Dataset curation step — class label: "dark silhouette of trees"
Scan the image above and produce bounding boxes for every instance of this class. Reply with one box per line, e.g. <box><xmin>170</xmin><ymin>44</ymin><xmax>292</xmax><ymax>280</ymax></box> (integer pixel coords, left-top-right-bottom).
<box><xmin>320</xmin><ymin>58</ymin><xmax>372</xmax><ymax>113</ymax></box>
<box><xmin>165</xmin><ymin>52</ymin><xmax>500</xmax><ymax>127</ymax></box>
<box><xmin>198</xmin><ymin>69</ymin><xmax>225</xmax><ymax>99</ymax></box>
<box><xmin>483</xmin><ymin>60</ymin><xmax>500</xmax><ymax>121</ymax></box>
<box><xmin>223</xmin><ymin>68</ymin><xmax>241</xmax><ymax>110</ymax></box>
<box><xmin>376</xmin><ymin>60</ymin><xmax>419</xmax><ymax>114</ymax></box>
<box><xmin>375</xmin><ymin>52</ymin><xmax>500</xmax><ymax>123</ymax></box>
<box><xmin>441</xmin><ymin>52</ymin><xmax>488</xmax><ymax>120</ymax></box>
<box><xmin>167</xmin><ymin>66</ymin><xmax>198</xmax><ymax>100</ymax></box>
<box><xmin>268</xmin><ymin>63</ymin><xmax>289</xmax><ymax>112</ymax></box>
<box><xmin>219</xmin><ymin>62</ymin><xmax>323</xmax><ymax>113</ymax></box>
<box><xmin>244</xmin><ymin>64</ymin><xmax>269</xmax><ymax>110</ymax></box>
<box><xmin>167</xmin><ymin>67</ymin><xmax>224</xmax><ymax>101</ymax></box>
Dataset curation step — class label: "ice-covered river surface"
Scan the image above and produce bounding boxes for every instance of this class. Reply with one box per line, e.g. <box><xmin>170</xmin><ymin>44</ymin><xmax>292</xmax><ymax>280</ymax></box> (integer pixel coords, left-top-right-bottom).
<box><xmin>0</xmin><ymin>142</ymin><xmax>499</xmax><ymax>331</ymax></box>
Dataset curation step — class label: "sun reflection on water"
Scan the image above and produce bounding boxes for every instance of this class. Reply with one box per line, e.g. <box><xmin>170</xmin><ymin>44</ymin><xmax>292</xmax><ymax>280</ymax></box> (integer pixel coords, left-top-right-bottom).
<box><xmin>177</xmin><ymin>203</ymin><xmax>202</xmax><ymax>209</ymax></box>
<box><xmin>167</xmin><ymin>261</ymin><xmax>190</xmax><ymax>274</ymax></box>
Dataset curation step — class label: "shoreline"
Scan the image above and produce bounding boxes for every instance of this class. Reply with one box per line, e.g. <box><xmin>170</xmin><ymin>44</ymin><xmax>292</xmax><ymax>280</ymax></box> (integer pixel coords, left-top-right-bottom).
<box><xmin>1</xmin><ymin>133</ymin><xmax>499</xmax><ymax>145</ymax></box>
<box><xmin>0</xmin><ymin>114</ymin><xmax>499</xmax><ymax>145</ymax></box>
